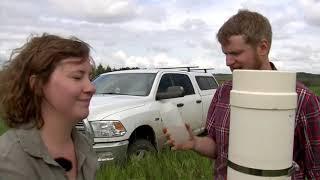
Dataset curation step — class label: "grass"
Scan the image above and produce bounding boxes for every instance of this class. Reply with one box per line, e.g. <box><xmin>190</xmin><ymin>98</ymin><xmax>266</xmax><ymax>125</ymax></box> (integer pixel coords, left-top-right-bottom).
<box><xmin>309</xmin><ymin>86</ymin><xmax>320</xmax><ymax>96</ymax></box>
<box><xmin>97</xmin><ymin>149</ymin><xmax>213</xmax><ymax>180</ymax></box>
<box><xmin>0</xmin><ymin>120</ymin><xmax>6</xmax><ymax>135</ymax></box>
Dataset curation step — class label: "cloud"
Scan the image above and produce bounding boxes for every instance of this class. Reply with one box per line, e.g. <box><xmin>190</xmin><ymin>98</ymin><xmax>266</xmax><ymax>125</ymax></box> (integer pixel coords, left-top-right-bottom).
<box><xmin>0</xmin><ymin>52</ymin><xmax>7</xmax><ymax>61</ymax></box>
<box><xmin>192</xmin><ymin>57</ymin><xmax>226</xmax><ymax>73</ymax></box>
<box><xmin>46</xmin><ymin>0</ymin><xmax>137</xmax><ymax>23</ymax></box>
<box><xmin>108</xmin><ymin>50</ymin><xmax>183</xmax><ymax>68</ymax></box>
<box><xmin>0</xmin><ymin>49</ymin><xmax>10</xmax><ymax>67</ymax></box>
<box><xmin>274</xmin><ymin>60</ymin><xmax>318</xmax><ymax>74</ymax></box>
<box><xmin>272</xmin><ymin>44</ymin><xmax>313</xmax><ymax>62</ymax></box>
<box><xmin>181</xmin><ymin>18</ymin><xmax>209</xmax><ymax>31</ymax></box>
<box><xmin>0</xmin><ymin>0</ymin><xmax>319</xmax><ymax>74</ymax></box>
<box><xmin>102</xmin><ymin>49</ymin><xmax>229</xmax><ymax>73</ymax></box>
<box><xmin>185</xmin><ymin>40</ymin><xmax>197</xmax><ymax>48</ymax></box>
<box><xmin>270</xmin><ymin>42</ymin><xmax>320</xmax><ymax>74</ymax></box>
<box><xmin>137</xmin><ymin>4</ymin><xmax>167</xmax><ymax>23</ymax></box>
<box><xmin>47</xmin><ymin>0</ymin><xmax>167</xmax><ymax>24</ymax></box>
<box><xmin>170</xmin><ymin>0</ymin><xmax>220</xmax><ymax>10</ymax></box>
<box><xmin>201</xmin><ymin>39</ymin><xmax>218</xmax><ymax>51</ymax></box>
<box><xmin>241</xmin><ymin>0</ymin><xmax>304</xmax><ymax>39</ymax></box>
<box><xmin>299</xmin><ymin>0</ymin><xmax>320</xmax><ymax>26</ymax></box>
<box><xmin>149</xmin><ymin>46</ymin><xmax>170</xmax><ymax>53</ymax></box>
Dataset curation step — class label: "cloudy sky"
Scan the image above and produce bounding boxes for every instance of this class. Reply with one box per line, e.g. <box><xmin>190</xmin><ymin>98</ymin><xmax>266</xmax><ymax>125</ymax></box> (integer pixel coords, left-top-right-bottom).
<box><xmin>0</xmin><ymin>0</ymin><xmax>319</xmax><ymax>74</ymax></box>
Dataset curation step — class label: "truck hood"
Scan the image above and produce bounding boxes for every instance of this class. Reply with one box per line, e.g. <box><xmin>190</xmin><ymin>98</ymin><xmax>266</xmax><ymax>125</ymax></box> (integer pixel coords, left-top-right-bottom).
<box><xmin>87</xmin><ymin>94</ymin><xmax>147</xmax><ymax>120</ymax></box>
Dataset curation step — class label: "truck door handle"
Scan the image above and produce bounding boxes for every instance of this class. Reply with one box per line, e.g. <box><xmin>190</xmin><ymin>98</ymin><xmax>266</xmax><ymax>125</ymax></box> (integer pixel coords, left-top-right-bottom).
<box><xmin>196</xmin><ymin>100</ymin><xmax>202</xmax><ymax>103</ymax></box>
<box><xmin>177</xmin><ymin>103</ymin><xmax>184</xmax><ymax>107</ymax></box>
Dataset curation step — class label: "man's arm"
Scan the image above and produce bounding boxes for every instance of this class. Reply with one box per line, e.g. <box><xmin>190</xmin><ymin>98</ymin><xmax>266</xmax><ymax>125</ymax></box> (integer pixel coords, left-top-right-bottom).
<box><xmin>193</xmin><ymin>135</ymin><xmax>217</xmax><ymax>159</ymax></box>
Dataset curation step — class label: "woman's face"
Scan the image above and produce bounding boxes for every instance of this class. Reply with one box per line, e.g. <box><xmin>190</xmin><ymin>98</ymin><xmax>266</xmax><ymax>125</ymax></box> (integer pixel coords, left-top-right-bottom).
<box><xmin>41</xmin><ymin>57</ymin><xmax>96</xmax><ymax>124</ymax></box>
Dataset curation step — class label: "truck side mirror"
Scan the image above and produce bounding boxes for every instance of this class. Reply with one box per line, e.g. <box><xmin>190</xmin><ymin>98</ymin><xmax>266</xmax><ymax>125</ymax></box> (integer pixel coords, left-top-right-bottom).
<box><xmin>156</xmin><ymin>86</ymin><xmax>184</xmax><ymax>100</ymax></box>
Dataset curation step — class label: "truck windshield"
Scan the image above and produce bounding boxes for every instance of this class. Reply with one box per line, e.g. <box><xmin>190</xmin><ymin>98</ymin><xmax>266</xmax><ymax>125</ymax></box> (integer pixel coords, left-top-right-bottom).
<box><xmin>93</xmin><ymin>73</ymin><xmax>156</xmax><ymax>96</ymax></box>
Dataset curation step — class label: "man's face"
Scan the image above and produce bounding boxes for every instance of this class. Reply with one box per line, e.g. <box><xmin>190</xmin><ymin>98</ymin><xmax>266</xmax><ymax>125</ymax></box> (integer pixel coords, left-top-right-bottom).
<box><xmin>221</xmin><ymin>35</ymin><xmax>262</xmax><ymax>72</ymax></box>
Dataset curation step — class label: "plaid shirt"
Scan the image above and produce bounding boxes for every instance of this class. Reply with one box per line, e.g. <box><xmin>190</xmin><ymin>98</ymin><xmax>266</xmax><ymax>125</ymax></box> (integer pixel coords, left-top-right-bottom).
<box><xmin>206</xmin><ymin>80</ymin><xmax>320</xmax><ymax>180</ymax></box>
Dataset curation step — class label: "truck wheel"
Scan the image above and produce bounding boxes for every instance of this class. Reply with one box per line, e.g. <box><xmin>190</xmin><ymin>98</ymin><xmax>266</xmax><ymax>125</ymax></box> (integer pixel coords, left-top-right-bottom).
<box><xmin>128</xmin><ymin>139</ymin><xmax>156</xmax><ymax>159</ymax></box>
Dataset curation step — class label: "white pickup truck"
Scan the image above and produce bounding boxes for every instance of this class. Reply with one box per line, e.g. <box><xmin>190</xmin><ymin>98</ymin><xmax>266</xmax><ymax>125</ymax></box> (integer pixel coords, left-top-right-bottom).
<box><xmin>76</xmin><ymin>68</ymin><xmax>219</xmax><ymax>164</ymax></box>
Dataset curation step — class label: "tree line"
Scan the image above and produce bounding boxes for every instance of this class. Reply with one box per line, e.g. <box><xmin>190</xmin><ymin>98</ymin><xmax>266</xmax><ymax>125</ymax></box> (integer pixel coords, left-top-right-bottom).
<box><xmin>214</xmin><ymin>72</ymin><xmax>320</xmax><ymax>87</ymax></box>
<box><xmin>92</xmin><ymin>63</ymin><xmax>139</xmax><ymax>79</ymax></box>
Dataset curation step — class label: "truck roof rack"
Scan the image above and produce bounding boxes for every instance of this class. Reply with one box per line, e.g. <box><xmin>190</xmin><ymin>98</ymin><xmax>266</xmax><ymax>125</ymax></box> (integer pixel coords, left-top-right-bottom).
<box><xmin>191</xmin><ymin>68</ymin><xmax>215</xmax><ymax>73</ymax></box>
<box><xmin>156</xmin><ymin>66</ymin><xmax>198</xmax><ymax>72</ymax></box>
<box><xmin>156</xmin><ymin>66</ymin><xmax>214</xmax><ymax>73</ymax></box>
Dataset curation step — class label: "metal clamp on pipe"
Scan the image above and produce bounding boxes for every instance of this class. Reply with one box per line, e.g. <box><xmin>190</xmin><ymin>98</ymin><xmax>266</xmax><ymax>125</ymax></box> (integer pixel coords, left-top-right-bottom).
<box><xmin>227</xmin><ymin>160</ymin><xmax>296</xmax><ymax>177</ymax></box>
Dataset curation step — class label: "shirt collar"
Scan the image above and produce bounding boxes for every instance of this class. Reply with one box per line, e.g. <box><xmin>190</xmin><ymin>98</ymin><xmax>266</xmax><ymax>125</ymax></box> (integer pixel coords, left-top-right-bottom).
<box><xmin>15</xmin><ymin>127</ymin><xmax>58</xmax><ymax>166</ymax></box>
<box><xmin>270</xmin><ymin>62</ymin><xmax>277</xmax><ymax>70</ymax></box>
<box><xmin>14</xmin><ymin>126</ymin><xmax>92</xmax><ymax>167</ymax></box>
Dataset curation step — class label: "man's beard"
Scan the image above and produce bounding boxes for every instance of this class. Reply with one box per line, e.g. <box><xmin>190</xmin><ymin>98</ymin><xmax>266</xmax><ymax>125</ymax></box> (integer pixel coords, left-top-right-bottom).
<box><xmin>229</xmin><ymin>52</ymin><xmax>262</xmax><ymax>72</ymax></box>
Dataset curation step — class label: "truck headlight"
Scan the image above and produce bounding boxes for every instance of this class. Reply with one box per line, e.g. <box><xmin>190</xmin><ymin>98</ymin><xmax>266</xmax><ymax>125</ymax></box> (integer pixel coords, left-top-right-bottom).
<box><xmin>89</xmin><ymin>121</ymin><xmax>126</xmax><ymax>138</ymax></box>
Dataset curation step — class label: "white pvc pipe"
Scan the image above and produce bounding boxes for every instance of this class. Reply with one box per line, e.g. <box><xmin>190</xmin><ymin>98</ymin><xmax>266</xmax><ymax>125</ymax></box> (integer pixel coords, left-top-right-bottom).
<box><xmin>227</xmin><ymin>70</ymin><xmax>297</xmax><ymax>180</ymax></box>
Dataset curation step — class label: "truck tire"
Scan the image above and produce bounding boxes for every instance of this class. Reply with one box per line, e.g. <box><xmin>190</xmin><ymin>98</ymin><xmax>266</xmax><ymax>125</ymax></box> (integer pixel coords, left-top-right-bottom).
<box><xmin>128</xmin><ymin>139</ymin><xmax>156</xmax><ymax>159</ymax></box>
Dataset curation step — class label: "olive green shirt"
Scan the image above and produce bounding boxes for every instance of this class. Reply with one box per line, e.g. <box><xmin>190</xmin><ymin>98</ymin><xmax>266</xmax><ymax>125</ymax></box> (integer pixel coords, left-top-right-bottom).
<box><xmin>0</xmin><ymin>127</ymin><xmax>98</xmax><ymax>180</ymax></box>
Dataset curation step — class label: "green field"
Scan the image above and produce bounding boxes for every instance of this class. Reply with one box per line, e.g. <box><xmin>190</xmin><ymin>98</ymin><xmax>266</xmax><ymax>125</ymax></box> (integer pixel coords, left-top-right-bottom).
<box><xmin>0</xmin><ymin>86</ymin><xmax>319</xmax><ymax>179</ymax></box>
<box><xmin>0</xmin><ymin>120</ymin><xmax>6</xmax><ymax>135</ymax></box>
<box><xmin>97</xmin><ymin>150</ymin><xmax>213</xmax><ymax>180</ymax></box>
<box><xmin>310</xmin><ymin>86</ymin><xmax>320</xmax><ymax>95</ymax></box>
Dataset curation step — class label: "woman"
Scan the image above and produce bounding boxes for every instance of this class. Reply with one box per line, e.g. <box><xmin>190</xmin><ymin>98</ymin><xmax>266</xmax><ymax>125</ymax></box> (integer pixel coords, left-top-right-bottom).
<box><xmin>0</xmin><ymin>34</ymin><xmax>97</xmax><ymax>180</ymax></box>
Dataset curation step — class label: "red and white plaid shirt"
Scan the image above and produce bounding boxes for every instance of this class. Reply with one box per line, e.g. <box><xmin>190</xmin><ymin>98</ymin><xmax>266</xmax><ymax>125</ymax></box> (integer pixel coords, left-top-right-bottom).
<box><xmin>206</xmin><ymin>80</ymin><xmax>320</xmax><ymax>180</ymax></box>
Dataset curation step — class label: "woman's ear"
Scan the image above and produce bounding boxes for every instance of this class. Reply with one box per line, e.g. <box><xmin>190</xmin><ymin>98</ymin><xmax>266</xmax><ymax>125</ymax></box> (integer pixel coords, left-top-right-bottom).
<box><xmin>29</xmin><ymin>75</ymin><xmax>42</xmax><ymax>96</ymax></box>
<box><xmin>29</xmin><ymin>75</ymin><xmax>36</xmax><ymax>91</ymax></box>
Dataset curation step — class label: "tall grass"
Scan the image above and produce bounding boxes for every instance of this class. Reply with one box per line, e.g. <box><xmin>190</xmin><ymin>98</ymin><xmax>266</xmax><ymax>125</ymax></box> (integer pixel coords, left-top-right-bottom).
<box><xmin>0</xmin><ymin>120</ymin><xmax>6</xmax><ymax>135</ymax></box>
<box><xmin>309</xmin><ymin>86</ymin><xmax>320</xmax><ymax>96</ymax></box>
<box><xmin>97</xmin><ymin>149</ymin><xmax>213</xmax><ymax>180</ymax></box>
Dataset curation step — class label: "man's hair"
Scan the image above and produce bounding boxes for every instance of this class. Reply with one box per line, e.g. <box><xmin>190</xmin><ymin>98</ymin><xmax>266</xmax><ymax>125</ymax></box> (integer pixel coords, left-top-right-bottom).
<box><xmin>0</xmin><ymin>33</ymin><xmax>93</xmax><ymax>128</ymax></box>
<box><xmin>217</xmin><ymin>9</ymin><xmax>272</xmax><ymax>47</ymax></box>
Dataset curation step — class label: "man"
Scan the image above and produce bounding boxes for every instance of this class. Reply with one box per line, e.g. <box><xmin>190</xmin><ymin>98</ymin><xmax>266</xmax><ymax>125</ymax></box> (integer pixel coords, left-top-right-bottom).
<box><xmin>164</xmin><ymin>10</ymin><xmax>320</xmax><ymax>179</ymax></box>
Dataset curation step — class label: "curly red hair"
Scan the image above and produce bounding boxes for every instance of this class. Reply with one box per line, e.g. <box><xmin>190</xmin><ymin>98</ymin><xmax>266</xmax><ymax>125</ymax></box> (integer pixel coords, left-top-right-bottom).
<box><xmin>0</xmin><ymin>33</ymin><xmax>93</xmax><ymax>128</ymax></box>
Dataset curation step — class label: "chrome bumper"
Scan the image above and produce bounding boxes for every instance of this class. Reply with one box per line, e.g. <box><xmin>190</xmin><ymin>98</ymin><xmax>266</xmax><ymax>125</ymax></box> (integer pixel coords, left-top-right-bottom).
<box><xmin>94</xmin><ymin>140</ymin><xmax>129</xmax><ymax>165</ymax></box>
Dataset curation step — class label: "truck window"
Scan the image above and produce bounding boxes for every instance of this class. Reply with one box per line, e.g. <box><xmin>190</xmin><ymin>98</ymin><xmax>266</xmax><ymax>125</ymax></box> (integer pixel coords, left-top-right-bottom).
<box><xmin>94</xmin><ymin>73</ymin><xmax>156</xmax><ymax>96</ymax></box>
<box><xmin>195</xmin><ymin>76</ymin><xmax>219</xmax><ymax>90</ymax></box>
<box><xmin>158</xmin><ymin>74</ymin><xmax>173</xmax><ymax>93</ymax></box>
<box><xmin>171</xmin><ymin>74</ymin><xmax>195</xmax><ymax>95</ymax></box>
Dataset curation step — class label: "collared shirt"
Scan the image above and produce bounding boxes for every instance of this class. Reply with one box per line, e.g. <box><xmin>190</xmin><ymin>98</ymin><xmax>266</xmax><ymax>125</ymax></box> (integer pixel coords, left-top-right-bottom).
<box><xmin>0</xmin><ymin>127</ymin><xmax>97</xmax><ymax>180</ymax></box>
<box><xmin>206</xmin><ymin>71</ymin><xmax>320</xmax><ymax>179</ymax></box>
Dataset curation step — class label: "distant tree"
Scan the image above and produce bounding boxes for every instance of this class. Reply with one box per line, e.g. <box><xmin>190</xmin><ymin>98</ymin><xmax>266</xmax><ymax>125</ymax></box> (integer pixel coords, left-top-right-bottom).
<box><xmin>112</xmin><ymin>66</ymin><xmax>139</xmax><ymax>71</ymax></box>
<box><xmin>92</xmin><ymin>63</ymin><xmax>106</xmax><ymax>79</ymax></box>
<box><xmin>96</xmin><ymin>64</ymin><xmax>106</xmax><ymax>74</ymax></box>
<box><xmin>106</xmin><ymin>65</ymin><xmax>112</xmax><ymax>72</ymax></box>
<box><xmin>91</xmin><ymin>64</ymin><xmax>139</xmax><ymax>80</ymax></box>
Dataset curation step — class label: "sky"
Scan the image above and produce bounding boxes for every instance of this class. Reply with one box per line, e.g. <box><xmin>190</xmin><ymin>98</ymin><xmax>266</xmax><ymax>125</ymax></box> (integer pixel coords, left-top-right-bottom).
<box><xmin>0</xmin><ymin>0</ymin><xmax>319</xmax><ymax>74</ymax></box>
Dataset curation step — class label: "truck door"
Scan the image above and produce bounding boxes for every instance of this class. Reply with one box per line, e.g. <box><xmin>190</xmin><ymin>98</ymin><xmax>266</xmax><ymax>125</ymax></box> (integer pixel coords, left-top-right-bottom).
<box><xmin>194</xmin><ymin>76</ymin><xmax>219</xmax><ymax>128</ymax></box>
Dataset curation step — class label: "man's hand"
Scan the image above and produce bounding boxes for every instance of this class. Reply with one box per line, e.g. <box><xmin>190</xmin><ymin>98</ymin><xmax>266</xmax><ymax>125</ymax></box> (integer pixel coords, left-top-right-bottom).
<box><xmin>162</xmin><ymin>123</ymin><xmax>196</xmax><ymax>150</ymax></box>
